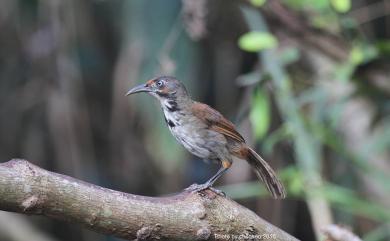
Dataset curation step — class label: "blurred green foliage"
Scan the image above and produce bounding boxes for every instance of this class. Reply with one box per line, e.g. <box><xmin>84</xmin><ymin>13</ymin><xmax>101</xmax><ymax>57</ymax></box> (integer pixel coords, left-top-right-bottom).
<box><xmin>330</xmin><ymin>0</ymin><xmax>351</xmax><ymax>13</ymax></box>
<box><xmin>238</xmin><ymin>31</ymin><xmax>278</xmax><ymax>52</ymax></box>
<box><xmin>250</xmin><ymin>0</ymin><xmax>267</xmax><ymax>8</ymax></box>
<box><xmin>250</xmin><ymin>87</ymin><xmax>271</xmax><ymax>140</ymax></box>
<box><xmin>231</xmin><ymin>2</ymin><xmax>390</xmax><ymax>240</ymax></box>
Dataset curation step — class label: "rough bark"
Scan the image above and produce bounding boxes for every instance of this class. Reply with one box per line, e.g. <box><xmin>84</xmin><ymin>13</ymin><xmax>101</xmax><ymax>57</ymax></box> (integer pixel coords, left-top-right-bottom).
<box><xmin>0</xmin><ymin>159</ymin><xmax>298</xmax><ymax>241</ymax></box>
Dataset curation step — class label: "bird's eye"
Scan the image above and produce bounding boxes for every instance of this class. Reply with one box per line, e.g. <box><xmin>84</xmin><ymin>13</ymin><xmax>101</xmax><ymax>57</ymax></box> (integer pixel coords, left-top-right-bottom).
<box><xmin>156</xmin><ymin>80</ymin><xmax>164</xmax><ymax>87</ymax></box>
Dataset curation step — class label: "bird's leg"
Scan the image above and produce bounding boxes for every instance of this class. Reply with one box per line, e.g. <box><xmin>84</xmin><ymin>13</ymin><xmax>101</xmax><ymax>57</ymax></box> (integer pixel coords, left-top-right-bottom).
<box><xmin>203</xmin><ymin>166</ymin><xmax>228</xmax><ymax>187</ymax></box>
<box><xmin>184</xmin><ymin>169</ymin><xmax>227</xmax><ymax>196</ymax></box>
<box><xmin>185</xmin><ymin>160</ymin><xmax>231</xmax><ymax>196</ymax></box>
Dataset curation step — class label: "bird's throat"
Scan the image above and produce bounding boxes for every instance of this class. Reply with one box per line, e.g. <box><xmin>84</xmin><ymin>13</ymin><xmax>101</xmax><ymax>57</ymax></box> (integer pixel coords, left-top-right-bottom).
<box><xmin>164</xmin><ymin>99</ymin><xmax>180</xmax><ymax>112</ymax></box>
<box><xmin>160</xmin><ymin>94</ymin><xmax>192</xmax><ymax>130</ymax></box>
<box><xmin>160</xmin><ymin>93</ymin><xmax>191</xmax><ymax>114</ymax></box>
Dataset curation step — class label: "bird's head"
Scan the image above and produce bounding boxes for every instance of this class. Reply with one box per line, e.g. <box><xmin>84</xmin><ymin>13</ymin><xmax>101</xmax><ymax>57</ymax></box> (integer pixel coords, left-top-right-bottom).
<box><xmin>126</xmin><ymin>76</ymin><xmax>188</xmax><ymax>101</ymax></box>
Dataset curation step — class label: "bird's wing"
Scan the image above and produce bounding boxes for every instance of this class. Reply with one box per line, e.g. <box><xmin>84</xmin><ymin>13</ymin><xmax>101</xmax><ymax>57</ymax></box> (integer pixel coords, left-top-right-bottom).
<box><xmin>191</xmin><ymin>102</ymin><xmax>245</xmax><ymax>143</ymax></box>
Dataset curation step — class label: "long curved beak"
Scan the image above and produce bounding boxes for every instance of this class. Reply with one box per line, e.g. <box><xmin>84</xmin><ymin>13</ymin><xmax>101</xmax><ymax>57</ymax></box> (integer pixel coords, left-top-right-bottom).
<box><xmin>125</xmin><ymin>84</ymin><xmax>152</xmax><ymax>96</ymax></box>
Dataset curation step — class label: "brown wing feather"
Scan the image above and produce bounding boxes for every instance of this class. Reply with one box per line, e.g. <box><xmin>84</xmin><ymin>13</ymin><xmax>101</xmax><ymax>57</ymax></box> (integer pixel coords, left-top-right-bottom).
<box><xmin>191</xmin><ymin>102</ymin><xmax>245</xmax><ymax>143</ymax></box>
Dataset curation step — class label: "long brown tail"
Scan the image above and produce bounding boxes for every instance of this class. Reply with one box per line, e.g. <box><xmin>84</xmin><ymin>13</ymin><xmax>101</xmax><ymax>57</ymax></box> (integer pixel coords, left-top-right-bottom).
<box><xmin>245</xmin><ymin>147</ymin><xmax>286</xmax><ymax>199</ymax></box>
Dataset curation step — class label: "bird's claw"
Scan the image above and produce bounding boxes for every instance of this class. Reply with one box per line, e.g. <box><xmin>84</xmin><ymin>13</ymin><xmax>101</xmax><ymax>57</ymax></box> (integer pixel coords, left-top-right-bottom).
<box><xmin>209</xmin><ymin>187</ymin><xmax>226</xmax><ymax>197</ymax></box>
<box><xmin>184</xmin><ymin>183</ymin><xmax>225</xmax><ymax>197</ymax></box>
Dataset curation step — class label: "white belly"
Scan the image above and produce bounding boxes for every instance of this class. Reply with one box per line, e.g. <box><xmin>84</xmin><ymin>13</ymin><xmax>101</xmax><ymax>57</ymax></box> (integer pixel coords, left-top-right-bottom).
<box><xmin>163</xmin><ymin>109</ymin><xmax>224</xmax><ymax>159</ymax></box>
<box><xmin>170</xmin><ymin>124</ymin><xmax>213</xmax><ymax>159</ymax></box>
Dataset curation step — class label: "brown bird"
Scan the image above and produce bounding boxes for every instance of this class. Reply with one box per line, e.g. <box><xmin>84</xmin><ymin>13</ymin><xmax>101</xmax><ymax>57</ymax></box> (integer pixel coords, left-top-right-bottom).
<box><xmin>126</xmin><ymin>76</ymin><xmax>286</xmax><ymax>199</ymax></box>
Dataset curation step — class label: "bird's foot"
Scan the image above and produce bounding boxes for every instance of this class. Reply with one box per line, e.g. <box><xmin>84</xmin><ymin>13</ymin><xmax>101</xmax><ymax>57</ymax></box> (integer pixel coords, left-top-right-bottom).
<box><xmin>184</xmin><ymin>183</ymin><xmax>225</xmax><ymax>197</ymax></box>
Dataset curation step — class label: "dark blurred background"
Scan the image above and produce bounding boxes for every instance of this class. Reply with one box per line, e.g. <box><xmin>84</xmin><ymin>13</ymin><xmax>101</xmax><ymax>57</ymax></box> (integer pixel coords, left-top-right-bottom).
<box><xmin>0</xmin><ymin>0</ymin><xmax>389</xmax><ymax>241</ymax></box>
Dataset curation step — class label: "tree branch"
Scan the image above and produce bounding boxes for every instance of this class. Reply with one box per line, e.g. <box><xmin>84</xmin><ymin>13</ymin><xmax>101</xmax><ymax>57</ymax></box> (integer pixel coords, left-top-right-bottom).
<box><xmin>0</xmin><ymin>159</ymin><xmax>298</xmax><ymax>241</ymax></box>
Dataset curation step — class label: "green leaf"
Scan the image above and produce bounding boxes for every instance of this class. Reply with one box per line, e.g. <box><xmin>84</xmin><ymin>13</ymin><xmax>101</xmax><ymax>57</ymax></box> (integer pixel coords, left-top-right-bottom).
<box><xmin>284</xmin><ymin>0</ymin><xmax>329</xmax><ymax>11</ymax></box>
<box><xmin>250</xmin><ymin>0</ymin><xmax>266</xmax><ymax>7</ymax></box>
<box><xmin>350</xmin><ymin>45</ymin><xmax>364</xmax><ymax>64</ymax></box>
<box><xmin>330</xmin><ymin>0</ymin><xmax>351</xmax><ymax>13</ymax></box>
<box><xmin>349</xmin><ymin>44</ymin><xmax>378</xmax><ymax>65</ymax></box>
<box><xmin>250</xmin><ymin>88</ymin><xmax>271</xmax><ymax>140</ymax></box>
<box><xmin>280</xmin><ymin>166</ymin><xmax>303</xmax><ymax>195</ymax></box>
<box><xmin>238</xmin><ymin>32</ymin><xmax>278</xmax><ymax>52</ymax></box>
<box><xmin>376</xmin><ymin>40</ymin><xmax>390</xmax><ymax>54</ymax></box>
